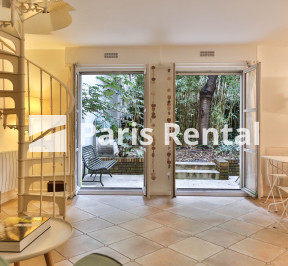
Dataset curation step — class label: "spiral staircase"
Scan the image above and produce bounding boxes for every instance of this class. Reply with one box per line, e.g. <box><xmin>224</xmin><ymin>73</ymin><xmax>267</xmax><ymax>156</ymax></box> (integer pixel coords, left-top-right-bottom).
<box><xmin>0</xmin><ymin>1</ymin><xmax>75</xmax><ymax>219</ymax></box>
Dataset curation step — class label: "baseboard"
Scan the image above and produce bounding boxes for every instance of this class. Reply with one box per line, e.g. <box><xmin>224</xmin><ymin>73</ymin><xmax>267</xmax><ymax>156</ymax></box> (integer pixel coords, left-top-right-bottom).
<box><xmin>1</xmin><ymin>189</ymin><xmax>17</xmax><ymax>204</ymax></box>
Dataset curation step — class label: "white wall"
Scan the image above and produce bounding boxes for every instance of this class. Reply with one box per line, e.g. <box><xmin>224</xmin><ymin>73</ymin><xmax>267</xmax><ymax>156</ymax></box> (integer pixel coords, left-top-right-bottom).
<box><xmin>66</xmin><ymin>44</ymin><xmax>257</xmax><ymax>65</ymax></box>
<box><xmin>257</xmin><ymin>45</ymin><xmax>288</xmax><ymax>148</ymax></box>
<box><xmin>26</xmin><ymin>49</ymin><xmax>70</xmax><ymax>86</ymax></box>
<box><xmin>257</xmin><ymin>45</ymin><xmax>288</xmax><ymax>197</ymax></box>
<box><xmin>0</xmin><ymin>126</ymin><xmax>18</xmax><ymax>152</ymax></box>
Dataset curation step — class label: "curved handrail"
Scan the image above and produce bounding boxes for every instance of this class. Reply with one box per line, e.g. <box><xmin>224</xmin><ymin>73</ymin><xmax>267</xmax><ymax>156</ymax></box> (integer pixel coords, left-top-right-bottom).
<box><xmin>25</xmin><ymin>58</ymin><xmax>75</xmax><ymax>115</ymax></box>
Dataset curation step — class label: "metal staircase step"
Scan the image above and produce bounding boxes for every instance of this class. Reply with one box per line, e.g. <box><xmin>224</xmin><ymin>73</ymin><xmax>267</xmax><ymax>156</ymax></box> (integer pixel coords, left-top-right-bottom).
<box><xmin>0</xmin><ymin>50</ymin><xmax>16</xmax><ymax>56</ymax></box>
<box><xmin>0</xmin><ymin>71</ymin><xmax>18</xmax><ymax>75</ymax></box>
<box><xmin>0</xmin><ymin>91</ymin><xmax>19</xmax><ymax>97</ymax></box>
<box><xmin>25</xmin><ymin>174</ymin><xmax>70</xmax><ymax>179</ymax></box>
<box><xmin>22</xmin><ymin>192</ymin><xmax>69</xmax><ymax>200</ymax></box>
<box><xmin>0</xmin><ymin>108</ymin><xmax>17</xmax><ymax>114</ymax></box>
<box><xmin>0</xmin><ymin>25</ymin><xmax>21</xmax><ymax>40</ymax></box>
<box><xmin>24</xmin><ymin>174</ymin><xmax>71</xmax><ymax>193</ymax></box>
<box><xmin>21</xmin><ymin>193</ymin><xmax>68</xmax><ymax>218</ymax></box>
<box><xmin>175</xmin><ymin>169</ymin><xmax>220</xmax><ymax>180</ymax></box>
<box><xmin>25</xmin><ymin>156</ymin><xmax>68</xmax><ymax>162</ymax></box>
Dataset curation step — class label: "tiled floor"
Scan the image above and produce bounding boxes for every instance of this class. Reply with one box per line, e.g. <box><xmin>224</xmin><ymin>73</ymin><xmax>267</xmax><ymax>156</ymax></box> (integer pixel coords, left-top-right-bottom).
<box><xmin>2</xmin><ymin>195</ymin><xmax>288</xmax><ymax>266</ymax></box>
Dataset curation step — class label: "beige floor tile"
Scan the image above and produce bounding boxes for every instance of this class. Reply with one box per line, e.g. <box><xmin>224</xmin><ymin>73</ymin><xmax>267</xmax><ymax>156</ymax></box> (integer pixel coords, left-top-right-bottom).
<box><xmin>146</xmin><ymin>211</ymin><xmax>187</xmax><ymax>225</ymax></box>
<box><xmin>189</xmin><ymin>210</ymin><xmax>231</xmax><ymax>226</ymax></box>
<box><xmin>101</xmin><ymin>198</ymin><xmax>143</xmax><ymax>210</ymax></box>
<box><xmin>204</xmin><ymin>249</ymin><xmax>265</xmax><ymax>266</ymax></box>
<box><xmin>109</xmin><ymin>236</ymin><xmax>162</xmax><ymax>259</ymax></box>
<box><xmin>136</xmin><ymin>248</ymin><xmax>197</xmax><ymax>266</ymax></box>
<box><xmin>55</xmin><ymin>260</ymin><xmax>73</xmax><ymax>266</ymax></box>
<box><xmin>167</xmin><ymin>205</ymin><xmax>202</xmax><ymax>218</ymax></box>
<box><xmin>0</xmin><ymin>211</ymin><xmax>9</xmax><ymax>219</ymax></box>
<box><xmin>89</xmin><ymin>225</ymin><xmax>135</xmax><ymax>245</ymax></box>
<box><xmin>194</xmin><ymin>264</ymin><xmax>208</xmax><ymax>266</ymax></box>
<box><xmin>120</xmin><ymin>218</ymin><xmax>162</xmax><ymax>234</ymax></box>
<box><xmin>185</xmin><ymin>200</ymin><xmax>223</xmax><ymax>211</ymax></box>
<box><xmin>268</xmin><ymin>221</ymin><xmax>288</xmax><ymax>234</ymax></box>
<box><xmin>230</xmin><ymin>238</ymin><xmax>286</xmax><ymax>262</ymax></box>
<box><xmin>65</xmin><ymin>208</ymin><xmax>95</xmax><ymax>223</ymax></box>
<box><xmin>145</xmin><ymin>198</ymin><xmax>180</xmax><ymax>209</ymax></box>
<box><xmin>213</xmin><ymin>204</ymin><xmax>252</xmax><ymax>218</ymax></box>
<box><xmin>169</xmin><ymin>218</ymin><xmax>212</xmax><ymax>235</ymax></box>
<box><xmin>202</xmin><ymin>197</ymin><xmax>243</xmax><ymax>206</ymax></box>
<box><xmin>173</xmin><ymin>196</ymin><xmax>203</xmax><ymax>205</ymax></box>
<box><xmin>69</xmin><ymin>246</ymin><xmax>130</xmax><ymax>264</ymax></box>
<box><xmin>101</xmin><ymin>211</ymin><xmax>139</xmax><ymax>224</ymax></box>
<box><xmin>68</xmin><ymin>198</ymin><xmax>96</xmax><ymax>209</ymax></box>
<box><xmin>56</xmin><ymin>234</ymin><xmax>103</xmax><ymax>258</ymax></box>
<box><xmin>196</xmin><ymin>227</ymin><xmax>245</xmax><ymax>248</ymax></box>
<box><xmin>1</xmin><ymin>199</ymin><xmax>18</xmax><ymax>208</ymax></box>
<box><xmin>82</xmin><ymin>203</ymin><xmax>120</xmax><ymax>216</ymax></box>
<box><xmin>72</xmin><ymin>217</ymin><xmax>113</xmax><ymax>233</ymax></box>
<box><xmin>71</xmin><ymin>228</ymin><xmax>83</xmax><ymax>238</ymax></box>
<box><xmin>1</xmin><ymin>206</ymin><xmax>19</xmax><ymax>216</ymax></box>
<box><xmin>237</xmin><ymin>212</ymin><xmax>276</xmax><ymax>227</ymax></box>
<box><xmin>230</xmin><ymin>199</ymin><xmax>260</xmax><ymax>211</ymax></box>
<box><xmin>127</xmin><ymin>205</ymin><xmax>161</xmax><ymax>217</ymax></box>
<box><xmin>169</xmin><ymin>237</ymin><xmax>223</xmax><ymax>261</ymax></box>
<box><xmin>219</xmin><ymin>219</ymin><xmax>263</xmax><ymax>236</ymax></box>
<box><xmin>271</xmin><ymin>251</ymin><xmax>288</xmax><ymax>266</ymax></box>
<box><xmin>124</xmin><ymin>262</ymin><xmax>141</xmax><ymax>266</ymax></box>
<box><xmin>251</xmin><ymin>228</ymin><xmax>288</xmax><ymax>249</ymax></box>
<box><xmin>141</xmin><ymin>226</ymin><xmax>190</xmax><ymax>246</ymax></box>
<box><xmin>12</xmin><ymin>251</ymin><xmax>65</xmax><ymax>266</ymax></box>
<box><xmin>11</xmin><ymin>256</ymin><xmax>46</xmax><ymax>266</ymax></box>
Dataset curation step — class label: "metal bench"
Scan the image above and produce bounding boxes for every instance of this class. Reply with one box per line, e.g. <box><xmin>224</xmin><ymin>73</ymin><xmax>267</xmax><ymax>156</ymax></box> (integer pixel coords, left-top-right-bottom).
<box><xmin>82</xmin><ymin>145</ymin><xmax>117</xmax><ymax>186</ymax></box>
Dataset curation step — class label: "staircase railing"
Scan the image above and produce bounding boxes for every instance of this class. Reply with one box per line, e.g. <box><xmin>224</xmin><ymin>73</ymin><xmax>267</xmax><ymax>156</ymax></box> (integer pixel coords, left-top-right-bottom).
<box><xmin>0</xmin><ymin>4</ymin><xmax>75</xmax><ymax>217</ymax></box>
<box><xmin>24</xmin><ymin>58</ymin><xmax>75</xmax><ymax>218</ymax></box>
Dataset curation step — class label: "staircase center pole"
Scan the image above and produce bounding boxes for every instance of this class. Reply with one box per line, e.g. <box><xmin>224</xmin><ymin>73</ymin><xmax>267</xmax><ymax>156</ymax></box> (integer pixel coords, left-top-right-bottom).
<box><xmin>18</xmin><ymin>26</ymin><xmax>26</xmax><ymax>215</ymax></box>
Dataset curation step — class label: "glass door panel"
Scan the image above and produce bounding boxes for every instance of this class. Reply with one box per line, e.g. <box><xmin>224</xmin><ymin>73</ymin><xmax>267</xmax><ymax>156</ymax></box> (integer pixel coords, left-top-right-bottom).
<box><xmin>242</xmin><ymin>63</ymin><xmax>260</xmax><ymax>197</ymax></box>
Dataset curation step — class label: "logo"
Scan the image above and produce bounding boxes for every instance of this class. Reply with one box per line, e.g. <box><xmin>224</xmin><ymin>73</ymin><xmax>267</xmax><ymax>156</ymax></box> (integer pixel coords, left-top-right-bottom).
<box><xmin>29</xmin><ymin>115</ymin><xmax>66</xmax><ymax>152</ymax></box>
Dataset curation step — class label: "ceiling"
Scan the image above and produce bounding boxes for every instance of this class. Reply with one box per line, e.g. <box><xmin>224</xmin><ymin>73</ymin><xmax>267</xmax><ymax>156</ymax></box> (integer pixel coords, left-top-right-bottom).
<box><xmin>25</xmin><ymin>0</ymin><xmax>288</xmax><ymax>49</ymax></box>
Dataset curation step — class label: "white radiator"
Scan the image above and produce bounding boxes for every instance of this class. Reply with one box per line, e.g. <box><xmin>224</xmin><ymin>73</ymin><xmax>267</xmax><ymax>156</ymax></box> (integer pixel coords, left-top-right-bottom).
<box><xmin>0</xmin><ymin>151</ymin><xmax>18</xmax><ymax>193</ymax></box>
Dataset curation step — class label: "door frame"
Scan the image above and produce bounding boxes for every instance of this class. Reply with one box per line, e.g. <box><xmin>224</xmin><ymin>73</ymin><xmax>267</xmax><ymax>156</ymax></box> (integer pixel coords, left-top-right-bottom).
<box><xmin>241</xmin><ymin>63</ymin><xmax>261</xmax><ymax>197</ymax></box>
<box><xmin>174</xmin><ymin>66</ymin><xmax>253</xmax><ymax>196</ymax></box>
<box><xmin>75</xmin><ymin>65</ymin><xmax>148</xmax><ymax>195</ymax></box>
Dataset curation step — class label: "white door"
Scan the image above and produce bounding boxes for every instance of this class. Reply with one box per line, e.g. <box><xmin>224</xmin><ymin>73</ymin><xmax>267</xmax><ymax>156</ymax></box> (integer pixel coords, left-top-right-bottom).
<box><xmin>241</xmin><ymin>63</ymin><xmax>260</xmax><ymax>197</ymax></box>
<box><xmin>75</xmin><ymin>69</ymin><xmax>82</xmax><ymax>191</ymax></box>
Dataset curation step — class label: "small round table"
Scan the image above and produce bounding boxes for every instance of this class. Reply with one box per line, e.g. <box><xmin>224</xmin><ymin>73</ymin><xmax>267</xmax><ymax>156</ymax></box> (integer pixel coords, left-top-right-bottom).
<box><xmin>0</xmin><ymin>218</ymin><xmax>73</xmax><ymax>266</ymax></box>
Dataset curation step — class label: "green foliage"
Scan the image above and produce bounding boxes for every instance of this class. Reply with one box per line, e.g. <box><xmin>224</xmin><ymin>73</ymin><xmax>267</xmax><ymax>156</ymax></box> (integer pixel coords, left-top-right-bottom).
<box><xmin>82</xmin><ymin>74</ymin><xmax>144</xmax><ymax>157</ymax></box>
<box><xmin>215</xmin><ymin>140</ymin><xmax>240</xmax><ymax>159</ymax></box>
<box><xmin>210</xmin><ymin>75</ymin><xmax>240</xmax><ymax>139</ymax></box>
<box><xmin>176</xmin><ymin>75</ymin><xmax>240</xmax><ymax>142</ymax></box>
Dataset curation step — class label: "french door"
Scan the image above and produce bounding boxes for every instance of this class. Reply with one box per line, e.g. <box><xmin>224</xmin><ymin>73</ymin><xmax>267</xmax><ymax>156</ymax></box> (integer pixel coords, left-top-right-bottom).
<box><xmin>241</xmin><ymin>63</ymin><xmax>260</xmax><ymax>197</ymax></box>
<box><xmin>75</xmin><ymin>70</ymin><xmax>82</xmax><ymax>191</ymax></box>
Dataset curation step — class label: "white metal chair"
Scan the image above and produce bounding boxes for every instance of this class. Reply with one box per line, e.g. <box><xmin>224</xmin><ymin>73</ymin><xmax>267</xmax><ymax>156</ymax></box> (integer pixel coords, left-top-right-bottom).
<box><xmin>268</xmin><ymin>186</ymin><xmax>288</xmax><ymax>227</ymax></box>
<box><xmin>265</xmin><ymin>173</ymin><xmax>288</xmax><ymax>212</ymax></box>
<box><xmin>264</xmin><ymin>158</ymin><xmax>288</xmax><ymax>212</ymax></box>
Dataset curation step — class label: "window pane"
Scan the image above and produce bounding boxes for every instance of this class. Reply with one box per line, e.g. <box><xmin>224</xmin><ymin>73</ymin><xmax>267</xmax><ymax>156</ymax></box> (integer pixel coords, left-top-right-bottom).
<box><xmin>244</xmin><ymin>151</ymin><xmax>257</xmax><ymax>193</ymax></box>
<box><xmin>245</xmin><ymin>69</ymin><xmax>257</xmax><ymax>109</ymax></box>
<box><xmin>244</xmin><ymin>111</ymin><xmax>257</xmax><ymax>150</ymax></box>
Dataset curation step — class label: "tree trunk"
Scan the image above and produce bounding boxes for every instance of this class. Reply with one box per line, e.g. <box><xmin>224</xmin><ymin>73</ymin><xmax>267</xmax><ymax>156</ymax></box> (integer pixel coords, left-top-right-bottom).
<box><xmin>198</xmin><ymin>75</ymin><xmax>218</xmax><ymax>144</ymax></box>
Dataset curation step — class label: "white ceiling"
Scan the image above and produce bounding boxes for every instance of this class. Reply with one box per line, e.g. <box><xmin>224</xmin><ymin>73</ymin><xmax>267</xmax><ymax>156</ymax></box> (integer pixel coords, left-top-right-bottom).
<box><xmin>25</xmin><ymin>0</ymin><xmax>288</xmax><ymax>49</ymax></box>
